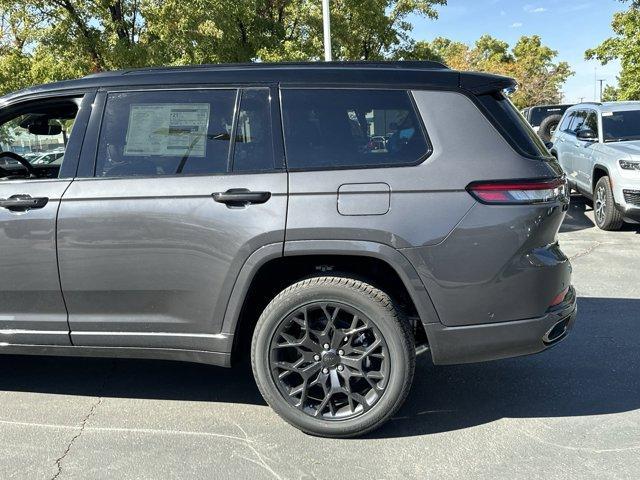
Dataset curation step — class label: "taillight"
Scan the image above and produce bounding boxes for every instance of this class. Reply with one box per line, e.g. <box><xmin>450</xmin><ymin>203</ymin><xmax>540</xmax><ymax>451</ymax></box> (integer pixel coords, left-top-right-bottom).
<box><xmin>549</xmin><ymin>287</ymin><xmax>570</xmax><ymax>307</ymax></box>
<box><xmin>467</xmin><ymin>178</ymin><xmax>567</xmax><ymax>205</ymax></box>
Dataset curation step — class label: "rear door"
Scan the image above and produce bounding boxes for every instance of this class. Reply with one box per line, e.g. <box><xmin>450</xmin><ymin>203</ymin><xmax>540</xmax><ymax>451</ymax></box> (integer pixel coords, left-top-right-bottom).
<box><xmin>57</xmin><ymin>86</ymin><xmax>286</xmax><ymax>351</ymax></box>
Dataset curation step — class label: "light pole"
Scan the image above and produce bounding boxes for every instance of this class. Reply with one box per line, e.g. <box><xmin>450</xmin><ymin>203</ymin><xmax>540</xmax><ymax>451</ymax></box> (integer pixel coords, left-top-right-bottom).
<box><xmin>322</xmin><ymin>0</ymin><xmax>332</xmax><ymax>61</ymax></box>
<box><xmin>597</xmin><ymin>79</ymin><xmax>605</xmax><ymax>102</ymax></box>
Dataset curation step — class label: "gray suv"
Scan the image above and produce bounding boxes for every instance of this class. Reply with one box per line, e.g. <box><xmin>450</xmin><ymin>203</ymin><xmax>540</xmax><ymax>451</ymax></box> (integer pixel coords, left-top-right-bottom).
<box><xmin>551</xmin><ymin>102</ymin><xmax>640</xmax><ymax>230</ymax></box>
<box><xmin>0</xmin><ymin>62</ymin><xmax>576</xmax><ymax>437</ymax></box>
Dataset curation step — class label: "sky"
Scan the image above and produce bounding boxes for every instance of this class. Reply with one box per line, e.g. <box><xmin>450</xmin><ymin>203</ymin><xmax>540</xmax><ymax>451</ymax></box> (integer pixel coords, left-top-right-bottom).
<box><xmin>408</xmin><ymin>0</ymin><xmax>625</xmax><ymax>104</ymax></box>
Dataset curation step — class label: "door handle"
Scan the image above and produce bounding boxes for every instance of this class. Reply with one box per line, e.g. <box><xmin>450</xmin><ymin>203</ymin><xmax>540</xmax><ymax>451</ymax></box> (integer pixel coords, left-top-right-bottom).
<box><xmin>213</xmin><ymin>189</ymin><xmax>271</xmax><ymax>207</ymax></box>
<box><xmin>0</xmin><ymin>194</ymin><xmax>49</xmax><ymax>212</ymax></box>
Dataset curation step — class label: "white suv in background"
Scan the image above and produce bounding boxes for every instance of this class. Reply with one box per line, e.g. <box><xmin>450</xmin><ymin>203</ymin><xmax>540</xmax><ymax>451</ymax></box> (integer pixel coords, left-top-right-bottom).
<box><xmin>551</xmin><ymin>102</ymin><xmax>640</xmax><ymax>230</ymax></box>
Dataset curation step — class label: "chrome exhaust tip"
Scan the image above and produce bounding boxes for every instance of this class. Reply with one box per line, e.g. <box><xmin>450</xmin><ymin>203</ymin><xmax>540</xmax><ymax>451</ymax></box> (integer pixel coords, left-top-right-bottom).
<box><xmin>543</xmin><ymin>316</ymin><xmax>571</xmax><ymax>345</ymax></box>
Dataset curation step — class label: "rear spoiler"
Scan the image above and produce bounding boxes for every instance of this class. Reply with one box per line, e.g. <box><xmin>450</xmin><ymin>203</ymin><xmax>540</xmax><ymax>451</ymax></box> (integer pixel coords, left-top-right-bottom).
<box><xmin>459</xmin><ymin>72</ymin><xmax>517</xmax><ymax>95</ymax></box>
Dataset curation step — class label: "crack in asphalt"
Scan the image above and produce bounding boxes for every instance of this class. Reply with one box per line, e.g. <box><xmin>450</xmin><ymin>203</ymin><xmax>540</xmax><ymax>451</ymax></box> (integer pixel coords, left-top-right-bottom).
<box><xmin>569</xmin><ymin>240</ymin><xmax>604</xmax><ymax>260</ymax></box>
<box><xmin>50</xmin><ymin>360</ymin><xmax>116</xmax><ymax>480</ymax></box>
<box><xmin>51</xmin><ymin>397</ymin><xmax>103</xmax><ymax>480</ymax></box>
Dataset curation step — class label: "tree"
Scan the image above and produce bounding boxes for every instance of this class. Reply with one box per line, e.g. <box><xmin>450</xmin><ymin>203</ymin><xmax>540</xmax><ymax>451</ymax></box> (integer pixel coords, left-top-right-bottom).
<box><xmin>585</xmin><ymin>1</ymin><xmax>640</xmax><ymax>100</ymax></box>
<box><xmin>601</xmin><ymin>84</ymin><xmax>620</xmax><ymax>102</ymax></box>
<box><xmin>0</xmin><ymin>124</ymin><xmax>13</xmax><ymax>149</ymax></box>
<box><xmin>0</xmin><ymin>0</ymin><xmax>447</xmax><ymax>95</ymax></box>
<box><xmin>399</xmin><ymin>35</ymin><xmax>572</xmax><ymax>108</ymax></box>
<box><xmin>510</xmin><ymin>36</ymin><xmax>572</xmax><ymax>107</ymax></box>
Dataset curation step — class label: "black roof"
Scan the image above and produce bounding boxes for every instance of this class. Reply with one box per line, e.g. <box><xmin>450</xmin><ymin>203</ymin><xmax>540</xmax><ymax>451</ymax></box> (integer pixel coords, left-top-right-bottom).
<box><xmin>0</xmin><ymin>61</ymin><xmax>515</xmax><ymax>103</ymax></box>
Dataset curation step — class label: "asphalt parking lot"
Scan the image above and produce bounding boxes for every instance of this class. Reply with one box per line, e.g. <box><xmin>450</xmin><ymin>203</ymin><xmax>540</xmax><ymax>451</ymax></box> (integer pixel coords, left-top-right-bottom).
<box><xmin>1</xmin><ymin>195</ymin><xmax>639</xmax><ymax>480</ymax></box>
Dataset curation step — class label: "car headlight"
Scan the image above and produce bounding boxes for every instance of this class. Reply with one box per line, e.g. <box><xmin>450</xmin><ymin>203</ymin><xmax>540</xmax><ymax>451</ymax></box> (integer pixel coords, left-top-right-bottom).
<box><xmin>619</xmin><ymin>160</ymin><xmax>640</xmax><ymax>171</ymax></box>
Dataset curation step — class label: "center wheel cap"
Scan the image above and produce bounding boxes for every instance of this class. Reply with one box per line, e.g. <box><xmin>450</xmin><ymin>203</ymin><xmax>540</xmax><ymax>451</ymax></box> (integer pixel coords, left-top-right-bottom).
<box><xmin>321</xmin><ymin>351</ymin><xmax>340</xmax><ymax>369</ymax></box>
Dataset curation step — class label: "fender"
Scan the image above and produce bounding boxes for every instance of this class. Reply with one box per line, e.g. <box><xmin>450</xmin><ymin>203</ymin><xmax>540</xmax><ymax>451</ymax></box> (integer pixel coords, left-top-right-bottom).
<box><xmin>590</xmin><ymin>164</ymin><xmax>611</xmax><ymax>197</ymax></box>
<box><xmin>220</xmin><ymin>239</ymin><xmax>442</xmax><ymax>338</ymax></box>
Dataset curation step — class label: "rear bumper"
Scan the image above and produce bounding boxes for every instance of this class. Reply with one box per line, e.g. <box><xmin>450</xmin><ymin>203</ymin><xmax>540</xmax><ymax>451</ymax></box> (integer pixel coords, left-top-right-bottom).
<box><xmin>425</xmin><ymin>287</ymin><xmax>577</xmax><ymax>365</ymax></box>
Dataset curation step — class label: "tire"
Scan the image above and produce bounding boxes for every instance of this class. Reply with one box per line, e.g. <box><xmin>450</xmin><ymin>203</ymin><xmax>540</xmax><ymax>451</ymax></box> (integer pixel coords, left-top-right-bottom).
<box><xmin>251</xmin><ymin>276</ymin><xmax>415</xmax><ymax>438</ymax></box>
<box><xmin>594</xmin><ymin>176</ymin><xmax>624</xmax><ymax>231</ymax></box>
<box><xmin>538</xmin><ymin>114</ymin><xmax>563</xmax><ymax>142</ymax></box>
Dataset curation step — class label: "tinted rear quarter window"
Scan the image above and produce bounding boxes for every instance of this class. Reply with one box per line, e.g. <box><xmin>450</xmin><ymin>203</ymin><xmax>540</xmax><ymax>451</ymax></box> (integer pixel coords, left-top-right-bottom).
<box><xmin>477</xmin><ymin>92</ymin><xmax>550</xmax><ymax>158</ymax></box>
<box><xmin>281</xmin><ymin>89</ymin><xmax>429</xmax><ymax>170</ymax></box>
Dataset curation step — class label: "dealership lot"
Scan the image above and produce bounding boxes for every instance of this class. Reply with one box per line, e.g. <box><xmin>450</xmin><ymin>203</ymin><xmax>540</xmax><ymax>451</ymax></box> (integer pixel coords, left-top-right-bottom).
<box><xmin>0</xmin><ymin>195</ymin><xmax>638</xmax><ymax>480</ymax></box>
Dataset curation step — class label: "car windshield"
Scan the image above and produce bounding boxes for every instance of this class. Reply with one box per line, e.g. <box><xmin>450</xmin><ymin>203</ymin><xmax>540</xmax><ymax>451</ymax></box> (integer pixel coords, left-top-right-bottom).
<box><xmin>602</xmin><ymin>110</ymin><xmax>640</xmax><ymax>142</ymax></box>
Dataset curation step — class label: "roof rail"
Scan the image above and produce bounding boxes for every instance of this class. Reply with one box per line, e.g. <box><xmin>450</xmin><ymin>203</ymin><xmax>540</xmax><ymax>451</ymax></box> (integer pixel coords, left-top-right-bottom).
<box><xmin>94</xmin><ymin>60</ymin><xmax>449</xmax><ymax>77</ymax></box>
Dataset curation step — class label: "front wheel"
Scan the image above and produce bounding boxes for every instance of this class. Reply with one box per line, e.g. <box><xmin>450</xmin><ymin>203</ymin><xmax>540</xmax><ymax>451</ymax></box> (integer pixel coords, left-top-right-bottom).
<box><xmin>251</xmin><ymin>276</ymin><xmax>415</xmax><ymax>438</ymax></box>
<box><xmin>594</xmin><ymin>176</ymin><xmax>624</xmax><ymax>231</ymax></box>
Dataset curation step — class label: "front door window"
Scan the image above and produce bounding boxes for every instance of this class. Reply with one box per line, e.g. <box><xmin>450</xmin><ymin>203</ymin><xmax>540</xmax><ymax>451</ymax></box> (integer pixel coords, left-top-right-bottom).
<box><xmin>0</xmin><ymin>98</ymin><xmax>80</xmax><ymax>180</ymax></box>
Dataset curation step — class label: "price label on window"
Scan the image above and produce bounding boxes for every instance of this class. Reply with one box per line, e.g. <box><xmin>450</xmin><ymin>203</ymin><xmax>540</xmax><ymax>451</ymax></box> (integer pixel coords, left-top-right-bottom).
<box><xmin>124</xmin><ymin>103</ymin><xmax>210</xmax><ymax>157</ymax></box>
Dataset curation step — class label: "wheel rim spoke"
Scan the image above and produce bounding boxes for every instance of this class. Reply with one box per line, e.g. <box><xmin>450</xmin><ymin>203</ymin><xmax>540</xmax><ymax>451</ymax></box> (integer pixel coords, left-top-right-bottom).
<box><xmin>595</xmin><ymin>186</ymin><xmax>607</xmax><ymax>223</ymax></box>
<box><xmin>269</xmin><ymin>301</ymin><xmax>390</xmax><ymax>421</ymax></box>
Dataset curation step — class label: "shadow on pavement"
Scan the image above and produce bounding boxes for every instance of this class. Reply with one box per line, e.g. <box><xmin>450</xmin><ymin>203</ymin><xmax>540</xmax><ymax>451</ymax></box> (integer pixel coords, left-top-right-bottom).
<box><xmin>374</xmin><ymin>296</ymin><xmax>640</xmax><ymax>438</ymax></box>
<box><xmin>560</xmin><ymin>194</ymin><xmax>594</xmax><ymax>233</ymax></box>
<box><xmin>561</xmin><ymin>193</ymin><xmax>640</xmax><ymax>233</ymax></box>
<box><xmin>0</xmin><ymin>352</ymin><xmax>264</xmax><ymax>407</ymax></box>
<box><xmin>0</xmin><ymin>297</ymin><xmax>638</xmax><ymax>439</ymax></box>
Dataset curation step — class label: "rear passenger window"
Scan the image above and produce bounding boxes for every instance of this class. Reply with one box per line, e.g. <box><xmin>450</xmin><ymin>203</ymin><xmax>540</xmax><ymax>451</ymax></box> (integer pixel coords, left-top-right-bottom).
<box><xmin>281</xmin><ymin>89</ymin><xmax>429</xmax><ymax>170</ymax></box>
<box><xmin>96</xmin><ymin>90</ymin><xmax>236</xmax><ymax>177</ymax></box>
<box><xmin>232</xmin><ymin>89</ymin><xmax>275</xmax><ymax>172</ymax></box>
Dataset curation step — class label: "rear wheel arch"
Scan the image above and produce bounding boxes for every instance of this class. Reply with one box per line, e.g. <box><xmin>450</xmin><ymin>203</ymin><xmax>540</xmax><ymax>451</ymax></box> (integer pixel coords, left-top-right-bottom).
<box><xmin>223</xmin><ymin>241</ymin><xmax>439</xmax><ymax>364</ymax></box>
<box><xmin>251</xmin><ymin>275</ymin><xmax>415</xmax><ymax>437</ymax></box>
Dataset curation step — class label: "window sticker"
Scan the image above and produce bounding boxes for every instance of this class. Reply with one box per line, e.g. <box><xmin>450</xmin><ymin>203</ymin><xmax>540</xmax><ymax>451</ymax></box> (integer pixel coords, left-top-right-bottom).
<box><xmin>602</xmin><ymin>112</ymin><xmax>614</xmax><ymax>117</ymax></box>
<box><xmin>124</xmin><ymin>103</ymin><xmax>210</xmax><ymax>157</ymax></box>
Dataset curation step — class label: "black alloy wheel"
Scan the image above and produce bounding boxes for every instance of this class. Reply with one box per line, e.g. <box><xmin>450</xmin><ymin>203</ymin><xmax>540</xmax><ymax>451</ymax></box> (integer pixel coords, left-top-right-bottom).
<box><xmin>269</xmin><ymin>301</ymin><xmax>389</xmax><ymax>420</ymax></box>
<box><xmin>251</xmin><ymin>276</ymin><xmax>415</xmax><ymax>438</ymax></box>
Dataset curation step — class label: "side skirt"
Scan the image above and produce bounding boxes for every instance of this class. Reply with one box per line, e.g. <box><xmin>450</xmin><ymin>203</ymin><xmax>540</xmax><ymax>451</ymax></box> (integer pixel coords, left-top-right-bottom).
<box><xmin>0</xmin><ymin>344</ymin><xmax>230</xmax><ymax>367</ymax></box>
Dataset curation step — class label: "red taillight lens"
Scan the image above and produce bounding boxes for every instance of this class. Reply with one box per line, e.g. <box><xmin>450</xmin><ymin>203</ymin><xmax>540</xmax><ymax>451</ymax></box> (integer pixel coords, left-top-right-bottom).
<box><xmin>549</xmin><ymin>287</ymin><xmax>570</xmax><ymax>307</ymax></box>
<box><xmin>467</xmin><ymin>178</ymin><xmax>567</xmax><ymax>205</ymax></box>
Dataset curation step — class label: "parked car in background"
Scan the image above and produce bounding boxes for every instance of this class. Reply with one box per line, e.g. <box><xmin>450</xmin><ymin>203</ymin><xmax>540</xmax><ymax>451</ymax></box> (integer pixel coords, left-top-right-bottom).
<box><xmin>31</xmin><ymin>149</ymin><xmax>65</xmax><ymax>165</ymax></box>
<box><xmin>551</xmin><ymin>101</ymin><xmax>640</xmax><ymax>230</ymax></box>
<box><xmin>23</xmin><ymin>152</ymin><xmax>41</xmax><ymax>162</ymax></box>
<box><xmin>0</xmin><ymin>61</ymin><xmax>576</xmax><ymax>437</ymax></box>
<box><xmin>522</xmin><ymin>104</ymin><xmax>573</xmax><ymax>142</ymax></box>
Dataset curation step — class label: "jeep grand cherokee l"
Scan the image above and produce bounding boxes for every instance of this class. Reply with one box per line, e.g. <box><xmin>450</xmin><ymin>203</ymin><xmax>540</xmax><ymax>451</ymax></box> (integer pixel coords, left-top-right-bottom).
<box><xmin>551</xmin><ymin>101</ymin><xmax>640</xmax><ymax>230</ymax></box>
<box><xmin>0</xmin><ymin>61</ymin><xmax>576</xmax><ymax>438</ymax></box>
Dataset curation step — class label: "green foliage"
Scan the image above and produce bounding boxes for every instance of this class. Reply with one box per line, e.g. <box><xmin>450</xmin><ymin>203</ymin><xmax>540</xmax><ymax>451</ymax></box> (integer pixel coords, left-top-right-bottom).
<box><xmin>601</xmin><ymin>84</ymin><xmax>620</xmax><ymax>102</ymax></box>
<box><xmin>0</xmin><ymin>0</ymin><xmax>446</xmax><ymax>94</ymax></box>
<box><xmin>0</xmin><ymin>123</ymin><xmax>13</xmax><ymax>147</ymax></box>
<box><xmin>0</xmin><ymin>0</ymin><xmax>573</xmax><ymax>107</ymax></box>
<box><xmin>585</xmin><ymin>1</ymin><xmax>640</xmax><ymax>100</ymax></box>
<box><xmin>510</xmin><ymin>36</ymin><xmax>572</xmax><ymax>108</ymax></box>
<box><xmin>399</xmin><ymin>35</ymin><xmax>572</xmax><ymax>108</ymax></box>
